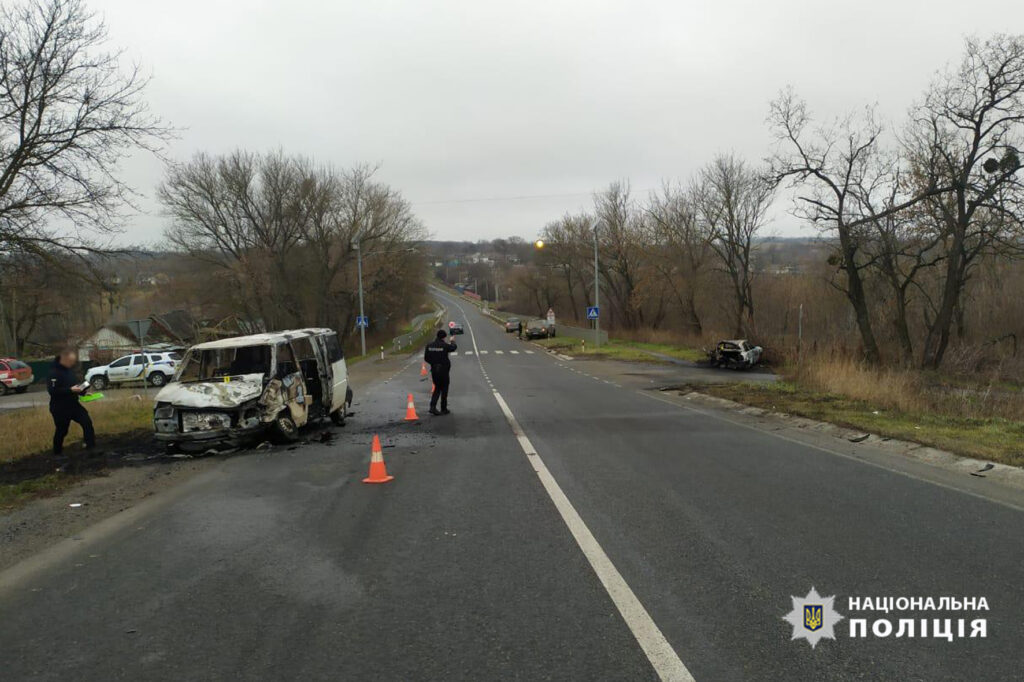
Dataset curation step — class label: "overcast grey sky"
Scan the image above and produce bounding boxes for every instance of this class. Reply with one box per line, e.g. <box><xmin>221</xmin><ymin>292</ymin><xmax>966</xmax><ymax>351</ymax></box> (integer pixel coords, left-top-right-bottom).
<box><xmin>95</xmin><ymin>0</ymin><xmax>1023</xmax><ymax>244</ymax></box>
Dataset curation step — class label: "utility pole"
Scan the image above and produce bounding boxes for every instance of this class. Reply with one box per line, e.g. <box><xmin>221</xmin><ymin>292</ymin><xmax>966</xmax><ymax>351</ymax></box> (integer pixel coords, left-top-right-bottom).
<box><xmin>355</xmin><ymin>239</ymin><xmax>367</xmax><ymax>357</ymax></box>
<box><xmin>593</xmin><ymin>220</ymin><xmax>601</xmax><ymax>349</ymax></box>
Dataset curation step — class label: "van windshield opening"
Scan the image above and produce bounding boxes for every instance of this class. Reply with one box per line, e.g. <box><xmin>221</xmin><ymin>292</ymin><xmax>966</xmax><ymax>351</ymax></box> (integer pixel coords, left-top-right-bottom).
<box><xmin>176</xmin><ymin>345</ymin><xmax>272</xmax><ymax>382</ymax></box>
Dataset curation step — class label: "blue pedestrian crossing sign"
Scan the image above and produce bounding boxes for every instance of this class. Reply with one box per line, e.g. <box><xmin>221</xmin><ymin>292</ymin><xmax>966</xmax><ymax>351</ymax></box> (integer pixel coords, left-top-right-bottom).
<box><xmin>356</xmin><ymin>315</ymin><xmax>369</xmax><ymax>328</ymax></box>
<box><xmin>586</xmin><ymin>306</ymin><xmax>600</xmax><ymax>320</ymax></box>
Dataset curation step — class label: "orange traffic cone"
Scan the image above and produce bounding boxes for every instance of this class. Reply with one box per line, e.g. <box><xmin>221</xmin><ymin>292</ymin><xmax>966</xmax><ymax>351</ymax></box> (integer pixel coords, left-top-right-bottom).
<box><xmin>404</xmin><ymin>393</ymin><xmax>419</xmax><ymax>421</ymax></box>
<box><xmin>362</xmin><ymin>434</ymin><xmax>393</xmax><ymax>484</ymax></box>
<box><xmin>420</xmin><ymin>362</ymin><xmax>428</xmax><ymax>377</ymax></box>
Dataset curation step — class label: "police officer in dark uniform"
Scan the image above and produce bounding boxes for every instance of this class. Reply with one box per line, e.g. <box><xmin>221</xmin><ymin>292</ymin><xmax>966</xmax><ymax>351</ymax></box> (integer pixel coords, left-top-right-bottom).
<box><xmin>48</xmin><ymin>348</ymin><xmax>95</xmax><ymax>460</ymax></box>
<box><xmin>424</xmin><ymin>329</ymin><xmax>457</xmax><ymax>415</ymax></box>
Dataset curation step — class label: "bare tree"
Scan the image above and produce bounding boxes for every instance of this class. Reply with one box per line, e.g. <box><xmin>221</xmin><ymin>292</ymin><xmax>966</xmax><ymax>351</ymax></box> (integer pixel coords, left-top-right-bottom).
<box><xmin>594</xmin><ymin>182</ymin><xmax>645</xmax><ymax>329</ymax></box>
<box><xmin>645</xmin><ymin>182</ymin><xmax>711</xmax><ymax>335</ymax></box>
<box><xmin>696</xmin><ymin>154</ymin><xmax>773</xmax><ymax>337</ymax></box>
<box><xmin>907</xmin><ymin>34</ymin><xmax>1024</xmax><ymax>368</ymax></box>
<box><xmin>768</xmin><ymin>90</ymin><xmax>953</xmax><ymax>362</ymax></box>
<box><xmin>0</xmin><ymin>0</ymin><xmax>168</xmax><ymax>255</ymax></box>
<box><xmin>540</xmin><ymin>212</ymin><xmax>595</xmax><ymax>322</ymax></box>
<box><xmin>160</xmin><ymin>151</ymin><xmax>424</xmax><ymax>338</ymax></box>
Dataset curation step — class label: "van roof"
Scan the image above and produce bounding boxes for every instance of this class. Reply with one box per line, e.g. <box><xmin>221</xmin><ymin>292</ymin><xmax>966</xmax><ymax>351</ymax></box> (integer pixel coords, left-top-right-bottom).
<box><xmin>188</xmin><ymin>328</ymin><xmax>335</xmax><ymax>351</ymax></box>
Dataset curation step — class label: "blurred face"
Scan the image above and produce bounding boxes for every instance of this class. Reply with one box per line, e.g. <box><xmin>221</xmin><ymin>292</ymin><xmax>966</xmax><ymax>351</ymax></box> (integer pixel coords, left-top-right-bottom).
<box><xmin>59</xmin><ymin>351</ymin><xmax>77</xmax><ymax>368</ymax></box>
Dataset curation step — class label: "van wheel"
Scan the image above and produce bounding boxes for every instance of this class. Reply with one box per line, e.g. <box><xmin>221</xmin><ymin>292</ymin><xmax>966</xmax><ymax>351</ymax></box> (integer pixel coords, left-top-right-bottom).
<box><xmin>271</xmin><ymin>414</ymin><xmax>299</xmax><ymax>443</ymax></box>
<box><xmin>330</xmin><ymin>409</ymin><xmax>346</xmax><ymax>426</ymax></box>
<box><xmin>148</xmin><ymin>372</ymin><xmax>167</xmax><ymax>387</ymax></box>
<box><xmin>0</xmin><ymin>383</ymin><xmax>8</xmax><ymax>397</ymax></box>
<box><xmin>90</xmin><ymin>375</ymin><xmax>107</xmax><ymax>390</ymax></box>
<box><xmin>15</xmin><ymin>386</ymin><xmax>28</xmax><ymax>394</ymax></box>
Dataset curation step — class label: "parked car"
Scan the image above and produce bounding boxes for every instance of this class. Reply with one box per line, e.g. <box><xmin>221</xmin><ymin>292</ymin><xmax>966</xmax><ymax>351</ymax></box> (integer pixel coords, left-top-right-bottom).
<box><xmin>86</xmin><ymin>352</ymin><xmax>181</xmax><ymax>389</ymax></box>
<box><xmin>524</xmin><ymin>319</ymin><xmax>555</xmax><ymax>339</ymax></box>
<box><xmin>152</xmin><ymin>328</ymin><xmax>352</xmax><ymax>452</ymax></box>
<box><xmin>0</xmin><ymin>358</ymin><xmax>34</xmax><ymax>396</ymax></box>
<box><xmin>504</xmin><ymin>317</ymin><xmax>521</xmax><ymax>333</ymax></box>
<box><xmin>707</xmin><ymin>339</ymin><xmax>763</xmax><ymax>369</ymax></box>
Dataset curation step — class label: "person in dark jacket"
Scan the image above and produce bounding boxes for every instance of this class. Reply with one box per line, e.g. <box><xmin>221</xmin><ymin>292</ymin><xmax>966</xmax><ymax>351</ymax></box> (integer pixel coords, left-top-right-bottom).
<box><xmin>48</xmin><ymin>349</ymin><xmax>95</xmax><ymax>458</ymax></box>
<box><xmin>517</xmin><ymin>321</ymin><xmax>523</xmax><ymax>339</ymax></box>
<box><xmin>423</xmin><ymin>329</ymin><xmax>457</xmax><ymax>415</ymax></box>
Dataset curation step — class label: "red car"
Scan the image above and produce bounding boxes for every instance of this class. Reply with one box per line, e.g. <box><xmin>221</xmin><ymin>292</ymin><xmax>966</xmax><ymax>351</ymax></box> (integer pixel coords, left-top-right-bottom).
<box><xmin>0</xmin><ymin>358</ymin><xmax>34</xmax><ymax>396</ymax></box>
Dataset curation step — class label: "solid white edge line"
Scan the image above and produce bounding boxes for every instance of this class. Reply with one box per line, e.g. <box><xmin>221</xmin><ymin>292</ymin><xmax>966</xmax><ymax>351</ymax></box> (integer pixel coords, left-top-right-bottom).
<box><xmin>491</xmin><ymin>390</ymin><xmax>695</xmax><ymax>682</ymax></box>
<box><xmin>435</xmin><ymin>289</ymin><xmax>694</xmax><ymax>680</ymax></box>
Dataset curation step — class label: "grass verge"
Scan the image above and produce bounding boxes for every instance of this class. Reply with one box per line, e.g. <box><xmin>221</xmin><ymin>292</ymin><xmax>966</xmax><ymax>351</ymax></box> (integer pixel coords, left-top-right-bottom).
<box><xmin>696</xmin><ymin>381</ymin><xmax>1024</xmax><ymax>467</ymax></box>
<box><xmin>0</xmin><ymin>397</ymin><xmax>153</xmax><ymax>465</ymax></box>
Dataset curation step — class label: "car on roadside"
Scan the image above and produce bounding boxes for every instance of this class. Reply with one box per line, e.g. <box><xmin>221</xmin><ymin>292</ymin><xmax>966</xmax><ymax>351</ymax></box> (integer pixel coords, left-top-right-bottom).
<box><xmin>86</xmin><ymin>351</ymin><xmax>181</xmax><ymax>390</ymax></box>
<box><xmin>504</xmin><ymin>317</ymin><xmax>521</xmax><ymax>333</ymax></box>
<box><xmin>152</xmin><ymin>328</ymin><xmax>352</xmax><ymax>452</ymax></box>
<box><xmin>524</xmin><ymin>319</ymin><xmax>555</xmax><ymax>339</ymax></box>
<box><xmin>707</xmin><ymin>339</ymin><xmax>763</xmax><ymax>369</ymax></box>
<box><xmin>0</xmin><ymin>358</ymin><xmax>34</xmax><ymax>396</ymax></box>
<box><xmin>450</xmin><ymin>322</ymin><xmax>464</xmax><ymax>335</ymax></box>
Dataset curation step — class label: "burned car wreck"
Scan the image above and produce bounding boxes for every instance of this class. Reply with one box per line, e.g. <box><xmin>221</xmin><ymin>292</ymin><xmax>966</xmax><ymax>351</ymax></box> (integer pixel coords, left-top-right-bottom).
<box><xmin>153</xmin><ymin>328</ymin><xmax>352</xmax><ymax>452</ymax></box>
<box><xmin>707</xmin><ymin>339</ymin><xmax>763</xmax><ymax>369</ymax></box>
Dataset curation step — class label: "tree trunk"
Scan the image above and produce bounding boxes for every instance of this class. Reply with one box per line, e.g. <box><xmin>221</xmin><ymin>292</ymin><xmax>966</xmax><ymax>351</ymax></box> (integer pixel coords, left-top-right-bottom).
<box><xmin>839</xmin><ymin>235</ymin><xmax>881</xmax><ymax>364</ymax></box>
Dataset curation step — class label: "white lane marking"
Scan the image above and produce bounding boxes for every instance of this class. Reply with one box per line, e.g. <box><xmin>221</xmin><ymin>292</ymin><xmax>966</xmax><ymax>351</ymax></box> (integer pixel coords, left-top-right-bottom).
<box><xmin>479</xmin><ymin>350</ymin><xmax>489</xmax><ymax>355</ymax></box>
<box><xmin>509</xmin><ymin>350</ymin><xmax>519</xmax><ymax>355</ymax></box>
<box><xmin>525</xmin><ymin>350</ymin><xmax>535</xmax><ymax>354</ymax></box>
<box><xmin>492</xmin><ymin>391</ymin><xmax>695</xmax><ymax>682</ymax></box>
<box><xmin>463</xmin><ymin>351</ymin><xmax>474</xmax><ymax>356</ymax></box>
<box><xmin>494</xmin><ymin>350</ymin><xmax>504</xmax><ymax>355</ymax></box>
<box><xmin>436</xmin><ymin>290</ymin><xmax>693</xmax><ymax>679</ymax></box>
<box><xmin>451</xmin><ymin>352</ymin><xmax>458</xmax><ymax>356</ymax></box>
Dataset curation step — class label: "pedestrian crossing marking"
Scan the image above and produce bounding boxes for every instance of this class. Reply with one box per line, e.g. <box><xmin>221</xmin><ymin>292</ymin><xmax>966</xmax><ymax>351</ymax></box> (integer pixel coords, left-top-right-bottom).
<box><xmin>494</xmin><ymin>350</ymin><xmax>504</xmax><ymax>355</ymax></box>
<box><xmin>479</xmin><ymin>350</ymin><xmax>488</xmax><ymax>354</ymax></box>
<box><xmin>463</xmin><ymin>351</ymin><xmax>474</xmax><ymax>356</ymax></box>
<box><xmin>509</xmin><ymin>350</ymin><xmax>519</xmax><ymax>354</ymax></box>
<box><xmin>525</xmin><ymin>350</ymin><xmax>534</xmax><ymax>354</ymax></box>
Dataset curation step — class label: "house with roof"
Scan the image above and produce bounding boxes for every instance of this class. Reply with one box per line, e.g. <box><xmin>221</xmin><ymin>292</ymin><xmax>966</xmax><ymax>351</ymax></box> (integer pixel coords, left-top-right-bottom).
<box><xmin>78</xmin><ymin>310</ymin><xmax>198</xmax><ymax>361</ymax></box>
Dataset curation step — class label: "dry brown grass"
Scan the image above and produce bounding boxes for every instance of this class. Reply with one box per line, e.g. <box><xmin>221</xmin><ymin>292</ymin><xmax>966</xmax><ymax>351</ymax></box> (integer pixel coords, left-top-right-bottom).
<box><xmin>790</xmin><ymin>353</ymin><xmax>1024</xmax><ymax>422</ymax></box>
<box><xmin>0</xmin><ymin>397</ymin><xmax>153</xmax><ymax>464</ymax></box>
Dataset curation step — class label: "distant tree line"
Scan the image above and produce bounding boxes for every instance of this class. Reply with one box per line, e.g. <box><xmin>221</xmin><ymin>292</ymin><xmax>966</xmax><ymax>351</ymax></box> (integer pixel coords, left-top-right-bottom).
<box><xmin>500</xmin><ymin>35</ymin><xmax>1024</xmax><ymax>371</ymax></box>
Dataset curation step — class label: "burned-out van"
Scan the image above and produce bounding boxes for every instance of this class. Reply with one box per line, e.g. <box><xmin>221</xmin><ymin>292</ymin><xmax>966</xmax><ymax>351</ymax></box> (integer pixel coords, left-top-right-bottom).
<box><xmin>153</xmin><ymin>328</ymin><xmax>351</xmax><ymax>451</ymax></box>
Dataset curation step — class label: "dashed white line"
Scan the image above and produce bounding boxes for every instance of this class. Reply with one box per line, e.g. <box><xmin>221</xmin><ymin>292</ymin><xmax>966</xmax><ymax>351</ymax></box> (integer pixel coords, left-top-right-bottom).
<box><xmin>479</xmin><ymin>350</ymin><xmax>489</xmax><ymax>355</ymax></box>
<box><xmin>525</xmin><ymin>350</ymin><xmax>535</xmax><ymax>354</ymax></box>
<box><xmin>509</xmin><ymin>350</ymin><xmax>519</xmax><ymax>355</ymax></box>
<box><xmin>494</xmin><ymin>350</ymin><xmax>504</xmax><ymax>355</ymax></box>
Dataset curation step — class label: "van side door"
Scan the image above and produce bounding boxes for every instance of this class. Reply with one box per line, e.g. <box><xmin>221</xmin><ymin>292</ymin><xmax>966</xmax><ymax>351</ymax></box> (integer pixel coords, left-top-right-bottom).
<box><xmin>324</xmin><ymin>333</ymin><xmax>348</xmax><ymax>413</ymax></box>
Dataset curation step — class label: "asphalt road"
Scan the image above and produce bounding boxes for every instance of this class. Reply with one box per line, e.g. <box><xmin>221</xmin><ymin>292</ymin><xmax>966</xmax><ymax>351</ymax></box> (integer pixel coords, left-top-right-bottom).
<box><xmin>1</xmin><ymin>291</ymin><xmax>1022</xmax><ymax>681</ymax></box>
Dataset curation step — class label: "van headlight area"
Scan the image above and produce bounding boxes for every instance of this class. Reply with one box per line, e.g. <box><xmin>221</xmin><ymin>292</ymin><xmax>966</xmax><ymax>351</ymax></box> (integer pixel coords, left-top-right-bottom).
<box><xmin>181</xmin><ymin>411</ymin><xmax>232</xmax><ymax>433</ymax></box>
<box><xmin>153</xmin><ymin>402</ymin><xmax>263</xmax><ymax>443</ymax></box>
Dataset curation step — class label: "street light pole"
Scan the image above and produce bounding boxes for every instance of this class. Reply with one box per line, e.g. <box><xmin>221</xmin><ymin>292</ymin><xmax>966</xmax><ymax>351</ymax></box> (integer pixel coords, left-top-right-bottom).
<box><xmin>593</xmin><ymin>220</ymin><xmax>601</xmax><ymax>349</ymax></box>
<box><xmin>355</xmin><ymin>239</ymin><xmax>366</xmax><ymax>357</ymax></box>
